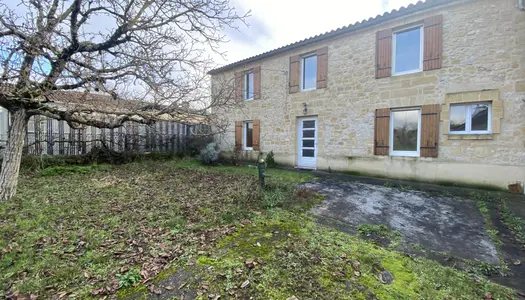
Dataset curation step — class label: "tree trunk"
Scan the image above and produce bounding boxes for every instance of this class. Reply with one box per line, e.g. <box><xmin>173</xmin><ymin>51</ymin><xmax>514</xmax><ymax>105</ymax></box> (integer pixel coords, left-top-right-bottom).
<box><xmin>0</xmin><ymin>108</ymin><xmax>28</xmax><ymax>201</ymax></box>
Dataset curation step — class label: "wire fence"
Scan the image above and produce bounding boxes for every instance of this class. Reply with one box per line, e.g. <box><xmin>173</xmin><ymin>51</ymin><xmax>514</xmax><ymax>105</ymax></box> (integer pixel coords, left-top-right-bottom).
<box><xmin>0</xmin><ymin>115</ymin><xmax>210</xmax><ymax>157</ymax></box>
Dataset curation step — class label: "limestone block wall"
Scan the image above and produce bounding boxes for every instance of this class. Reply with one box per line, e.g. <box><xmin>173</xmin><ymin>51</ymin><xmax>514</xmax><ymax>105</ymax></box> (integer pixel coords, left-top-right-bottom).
<box><xmin>213</xmin><ymin>0</ymin><xmax>525</xmax><ymax>189</ymax></box>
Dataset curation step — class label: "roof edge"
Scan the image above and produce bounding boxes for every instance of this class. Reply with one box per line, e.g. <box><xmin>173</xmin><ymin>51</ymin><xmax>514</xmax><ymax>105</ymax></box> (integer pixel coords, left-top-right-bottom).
<box><xmin>208</xmin><ymin>0</ymin><xmax>459</xmax><ymax>75</ymax></box>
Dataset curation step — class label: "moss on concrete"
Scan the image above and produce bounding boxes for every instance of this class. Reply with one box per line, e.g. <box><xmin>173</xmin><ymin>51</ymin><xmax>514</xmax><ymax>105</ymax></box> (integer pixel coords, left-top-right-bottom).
<box><xmin>159</xmin><ymin>211</ymin><xmax>513</xmax><ymax>299</ymax></box>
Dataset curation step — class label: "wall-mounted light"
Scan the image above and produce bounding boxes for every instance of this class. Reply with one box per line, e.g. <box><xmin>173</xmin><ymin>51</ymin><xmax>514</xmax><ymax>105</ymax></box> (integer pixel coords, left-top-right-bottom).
<box><xmin>303</xmin><ymin>103</ymin><xmax>308</xmax><ymax>115</ymax></box>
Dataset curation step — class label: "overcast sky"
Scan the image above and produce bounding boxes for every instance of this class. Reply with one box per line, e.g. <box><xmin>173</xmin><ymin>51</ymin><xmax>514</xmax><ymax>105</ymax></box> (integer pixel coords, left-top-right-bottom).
<box><xmin>214</xmin><ymin>0</ymin><xmax>419</xmax><ymax>67</ymax></box>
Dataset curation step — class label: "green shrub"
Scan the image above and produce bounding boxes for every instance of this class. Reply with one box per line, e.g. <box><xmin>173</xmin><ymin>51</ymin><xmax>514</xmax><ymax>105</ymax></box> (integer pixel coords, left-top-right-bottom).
<box><xmin>265</xmin><ymin>151</ymin><xmax>276</xmax><ymax>168</ymax></box>
<box><xmin>18</xmin><ymin>148</ymin><xmax>183</xmax><ymax>173</ymax></box>
<box><xmin>116</xmin><ymin>269</ymin><xmax>141</xmax><ymax>288</ymax></box>
<box><xmin>199</xmin><ymin>142</ymin><xmax>220</xmax><ymax>165</ymax></box>
<box><xmin>185</xmin><ymin>135</ymin><xmax>214</xmax><ymax>156</ymax></box>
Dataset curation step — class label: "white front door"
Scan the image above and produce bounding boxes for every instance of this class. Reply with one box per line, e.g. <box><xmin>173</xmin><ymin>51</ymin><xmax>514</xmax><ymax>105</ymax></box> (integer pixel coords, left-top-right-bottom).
<box><xmin>297</xmin><ymin>117</ymin><xmax>317</xmax><ymax>169</ymax></box>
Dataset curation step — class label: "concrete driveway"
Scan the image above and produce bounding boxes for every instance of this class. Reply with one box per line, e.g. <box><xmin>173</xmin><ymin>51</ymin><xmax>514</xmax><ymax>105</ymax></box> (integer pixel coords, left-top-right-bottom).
<box><xmin>304</xmin><ymin>178</ymin><xmax>499</xmax><ymax>264</ymax></box>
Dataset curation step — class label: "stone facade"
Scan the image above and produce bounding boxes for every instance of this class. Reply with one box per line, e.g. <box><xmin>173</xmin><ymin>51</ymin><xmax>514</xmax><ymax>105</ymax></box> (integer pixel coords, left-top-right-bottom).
<box><xmin>212</xmin><ymin>0</ymin><xmax>525</xmax><ymax>189</ymax></box>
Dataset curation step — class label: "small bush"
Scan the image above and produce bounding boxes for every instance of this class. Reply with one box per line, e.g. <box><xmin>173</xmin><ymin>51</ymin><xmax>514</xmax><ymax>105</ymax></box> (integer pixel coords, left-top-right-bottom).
<box><xmin>265</xmin><ymin>151</ymin><xmax>276</xmax><ymax>168</ymax></box>
<box><xmin>199</xmin><ymin>142</ymin><xmax>220</xmax><ymax>165</ymax></box>
<box><xmin>185</xmin><ymin>135</ymin><xmax>214</xmax><ymax>156</ymax></box>
<box><xmin>116</xmin><ymin>269</ymin><xmax>141</xmax><ymax>288</ymax></box>
<box><xmin>261</xmin><ymin>186</ymin><xmax>286</xmax><ymax>208</ymax></box>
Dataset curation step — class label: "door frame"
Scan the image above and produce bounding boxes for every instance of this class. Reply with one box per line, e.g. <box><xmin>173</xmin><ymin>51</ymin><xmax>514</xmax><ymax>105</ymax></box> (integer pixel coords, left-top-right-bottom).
<box><xmin>297</xmin><ymin>116</ymin><xmax>318</xmax><ymax>169</ymax></box>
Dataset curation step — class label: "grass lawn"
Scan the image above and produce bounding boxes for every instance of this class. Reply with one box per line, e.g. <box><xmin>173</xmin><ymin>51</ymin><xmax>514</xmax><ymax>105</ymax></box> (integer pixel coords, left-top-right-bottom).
<box><xmin>0</xmin><ymin>159</ymin><xmax>516</xmax><ymax>299</ymax></box>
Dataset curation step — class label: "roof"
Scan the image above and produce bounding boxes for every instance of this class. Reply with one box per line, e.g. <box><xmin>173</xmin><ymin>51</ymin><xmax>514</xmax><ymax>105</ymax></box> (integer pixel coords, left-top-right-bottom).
<box><xmin>208</xmin><ymin>0</ymin><xmax>459</xmax><ymax>75</ymax></box>
<box><xmin>0</xmin><ymin>86</ymin><xmax>207</xmax><ymax>124</ymax></box>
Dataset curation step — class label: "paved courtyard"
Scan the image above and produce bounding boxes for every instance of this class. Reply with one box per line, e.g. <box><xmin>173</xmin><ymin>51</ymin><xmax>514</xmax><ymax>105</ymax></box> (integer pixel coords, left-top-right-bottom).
<box><xmin>304</xmin><ymin>179</ymin><xmax>499</xmax><ymax>263</ymax></box>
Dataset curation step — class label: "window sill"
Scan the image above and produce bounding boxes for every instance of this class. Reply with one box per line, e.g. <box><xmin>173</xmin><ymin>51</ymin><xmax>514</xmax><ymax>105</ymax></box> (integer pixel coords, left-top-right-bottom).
<box><xmin>447</xmin><ymin>134</ymin><xmax>493</xmax><ymax>140</ymax></box>
<box><xmin>389</xmin><ymin>151</ymin><xmax>420</xmax><ymax>157</ymax></box>
<box><xmin>392</xmin><ymin>69</ymin><xmax>422</xmax><ymax>77</ymax></box>
<box><xmin>244</xmin><ymin>147</ymin><xmax>253</xmax><ymax>151</ymax></box>
<box><xmin>300</xmin><ymin>88</ymin><xmax>317</xmax><ymax>93</ymax></box>
<box><xmin>244</xmin><ymin>98</ymin><xmax>254</xmax><ymax>102</ymax></box>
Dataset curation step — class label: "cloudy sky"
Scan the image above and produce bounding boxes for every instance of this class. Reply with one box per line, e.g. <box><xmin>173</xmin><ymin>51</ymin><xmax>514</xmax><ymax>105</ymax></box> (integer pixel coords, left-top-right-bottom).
<box><xmin>214</xmin><ymin>0</ymin><xmax>419</xmax><ymax>67</ymax></box>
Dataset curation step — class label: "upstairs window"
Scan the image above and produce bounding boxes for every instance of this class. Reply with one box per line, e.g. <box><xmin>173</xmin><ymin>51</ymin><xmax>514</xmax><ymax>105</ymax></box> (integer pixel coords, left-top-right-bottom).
<box><xmin>393</xmin><ymin>26</ymin><xmax>423</xmax><ymax>76</ymax></box>
<box><xmin>244</xmin><ymin>71</ymin><xmax>254</xmax><ymax>100</ymax></box>
<box><xmin>301</xmin><ymin>54</ymin><xmax>317</xmax><ymax>91</ymax></box>
<box><xmin>450</xmin><ymin>103</ymin><xmax>491</xmax><ymax>134</ymax></box>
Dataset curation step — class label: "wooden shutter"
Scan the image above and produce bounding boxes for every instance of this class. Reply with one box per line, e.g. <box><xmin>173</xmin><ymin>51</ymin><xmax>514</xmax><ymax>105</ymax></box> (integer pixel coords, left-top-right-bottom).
<box><xmin>375</xmin><ymin>29</ymin><xmax>392</xmax><ymax>79</ymax></box>
<box><xmin>289</xmin><ymin>55</ymin><xmax>300</xmax><ymax>94</ymax></box>
<box><xmin>374</xmin><ymin>108</ymin><xmax>390</xmax><ymax>155</ymax></box>
<box><xmin>316</xmin><ymin>46</ymin><xmax>328</xmax><ymax>89</ymax></box>
<box><xmin>234</xmin><ymin>72</ymin><xmax>243</xmax><ymax>102</ymax></box>
<box><xmin>420</xmin><ymin>104</ymin><xmax>440</xmax><ymax>158</ymax></box>
<box><xmin>253</xmin><ymin>66</ymin><xmax>261</xmax><ymax>100</ymax></box>
<box><xmin>423</xmin><ymin>15</ymin><xmax>443</xmax><ymax>71</ymax></box>
<box><xmin>235</xmin><ymin>121</ymin><xmax>242</xmax><ymax>151</ymax></box>
<box><xmin>252</xmin><ymin>119</ymin><xmax>260</xmax><ymax>151</ymax></box>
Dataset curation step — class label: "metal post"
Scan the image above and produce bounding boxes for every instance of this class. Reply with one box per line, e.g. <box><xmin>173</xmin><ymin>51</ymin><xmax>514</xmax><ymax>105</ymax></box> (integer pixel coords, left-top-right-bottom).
<box><xmin>257</xmin><ymin>159</ymin><xmax>268</xmax><ymax>187</ymax></box>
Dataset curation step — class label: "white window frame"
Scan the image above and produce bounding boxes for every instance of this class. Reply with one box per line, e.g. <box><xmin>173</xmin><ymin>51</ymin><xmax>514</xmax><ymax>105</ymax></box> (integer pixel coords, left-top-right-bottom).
<box><xmin>392</xmin><ymin>25</ymin><xmax>424</xmax><ymax>76</ymax></box>
<box><xmin>243</xmin><ymin>71</ymin><xmax>254</xmax><ymax>101</ymax></box>
<box><xmin>243</xmin><ymin>121</ymin><xmax>253</xmax><ymax>150</ymax></box>
<box><xmin>449</xmin><ymin>102</ymin><xmax>492</xmax><ymax>135</ymax></box>
<box><xmin>300</xmin><ymin>53</ymin><xmax>317</xmax><ymax>92</ymax></box>
<box><xmin>389</xmin><ymin>108</ymin><xmax>421</xmax><ymax>157</ymax></box>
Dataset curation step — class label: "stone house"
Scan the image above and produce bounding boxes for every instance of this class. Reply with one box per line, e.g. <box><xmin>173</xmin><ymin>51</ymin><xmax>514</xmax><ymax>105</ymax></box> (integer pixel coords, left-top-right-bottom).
<box><xmin>209</xmin><ymin>0</ymin><xmax>525</xmax><ymax>190</ymax></box>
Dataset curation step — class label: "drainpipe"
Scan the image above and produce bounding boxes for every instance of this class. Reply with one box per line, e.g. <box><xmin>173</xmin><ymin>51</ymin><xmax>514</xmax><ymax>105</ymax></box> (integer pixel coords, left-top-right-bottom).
<box><xmin>520</xmin><ymin>0</ymin><xmax>525</xmax><ymax>11</ymax></box>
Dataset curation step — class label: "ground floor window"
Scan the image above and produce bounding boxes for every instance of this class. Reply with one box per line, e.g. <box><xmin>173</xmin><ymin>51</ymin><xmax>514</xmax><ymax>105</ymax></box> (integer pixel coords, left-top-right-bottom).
<box><xmin>390</xmin><ymin>108</ymin><xmax>421</xmax><ymax>157</ymax></box>
<box><xmin>449</xmin><ymin>102</ymin><xmax>491</xmax><ymax>134</ymax></box>
<box><xmin>244</xmin><ymin>121</ymin><xmax>253</xmax><ymax>150</ymax></box>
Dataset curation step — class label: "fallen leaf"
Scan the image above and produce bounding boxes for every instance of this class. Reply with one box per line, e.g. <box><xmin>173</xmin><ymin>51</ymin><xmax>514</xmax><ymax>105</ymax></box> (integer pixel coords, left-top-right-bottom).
<box><xmin>147</xmin><ymin>285</ymin><xmax>162</xmax><ymax>295</ymax></box>
<box><xmin>200</xmin><ymin>282</ymin><xmax>210</xmax><ymax>290</ymax></box>
<box><xmin>90</xmin><ymin>288</ymin><xmax>106</xmax><ymax>295</ymax></box>
<box><xmin>245</xmin><ymin>258</ymin><xmax>258</xmax><ymax>268</ymax></box>
<box><xmin>351</xmin><ymin>261</ymin><xmax>360</xmax><ymax>272</ymax></box>
<box><xmin>240</xmin><ymin>280</ymin><xmax>250</xmax><ymax>289</ymax></box>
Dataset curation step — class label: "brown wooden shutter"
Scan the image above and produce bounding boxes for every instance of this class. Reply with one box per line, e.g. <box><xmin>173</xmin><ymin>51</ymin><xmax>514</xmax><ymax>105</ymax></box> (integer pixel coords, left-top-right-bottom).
<box><xmin>316</xmin><ymin>46</ymin><xmax>328</xmax><ymax>89</ymax></box>
<box><xmin>289</xmin><ymin>55</ymin><xmax>300</xmax><ymax>93</ymax></box>
<box><xmin>375</xmin><ymin>29</ymin><xmax>392</xmax><ymax>79</ymax></box>
<box><xmin>235</xmin><ymin>121</ymin><xmax>242</xmax><ymax>151</ymax></box>
<box><xmin>374</xmin><ymin>108</ymin><xmax>390</xmax><ymax>155</ymax></box>
<box><xmin>252</xmin><ymin>119</ymin><xmax>260</xmax><ymax>151</ymax></box>
<box><xmin>423</xmin><ymin>15</ymin><xmax>443</xmax><ymax>71</ymax></box>
<box><xmin>253</xmin><ymin>66</ymin><xmax>261</xmax><ymax>100</ymax></box>
<box><xmin>234</xmin><ymin>72</ymin><xmax>243</xmax><ymax>102</ymax></box>
<box><xmin>420</xmin><ymin>104</ymin><xmax>440</xmax><ymax>158</ymax></box>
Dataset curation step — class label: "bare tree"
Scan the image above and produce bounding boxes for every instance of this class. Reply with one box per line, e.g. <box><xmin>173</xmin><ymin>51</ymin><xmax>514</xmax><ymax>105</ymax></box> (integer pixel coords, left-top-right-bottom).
<box><xmin>0</xmin><ymin>0</ymin><xmax>242</xmax><ymax>200</ymax></box>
